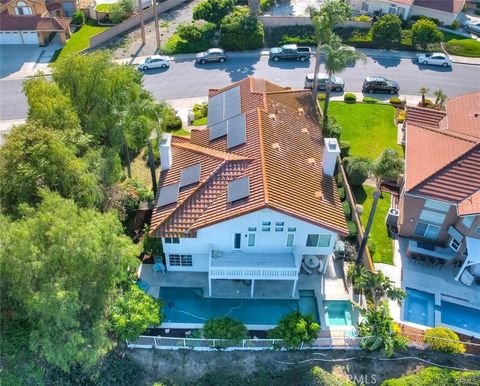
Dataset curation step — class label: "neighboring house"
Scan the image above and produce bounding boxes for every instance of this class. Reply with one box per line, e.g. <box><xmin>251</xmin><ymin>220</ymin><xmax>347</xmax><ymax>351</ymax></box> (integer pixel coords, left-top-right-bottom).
<box><xmin>348</xmin><ymin>0</ymin><xmax>466</xmax><ymax>24</ymax></box>
<box><xmin>149</xmin><ymin>77</ymin><xmax>348</xmax><ymax>298</ymax></box>
<box><xmin>398</xmin><ymin>91</ymin><xmax>480</xmax><ymax>282</ymax></box>
<box><xmin>0</xmin><ymin>0</ymin><xmax>78</xmax><ymax>45</ymax></box>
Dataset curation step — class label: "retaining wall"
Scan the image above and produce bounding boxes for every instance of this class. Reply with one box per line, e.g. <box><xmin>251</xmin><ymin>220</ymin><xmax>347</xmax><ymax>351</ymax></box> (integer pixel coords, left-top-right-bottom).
<box><xmin>260</xmin><ymin>16</ymin><xmax>372</xmax><ymax>29</ymax></box>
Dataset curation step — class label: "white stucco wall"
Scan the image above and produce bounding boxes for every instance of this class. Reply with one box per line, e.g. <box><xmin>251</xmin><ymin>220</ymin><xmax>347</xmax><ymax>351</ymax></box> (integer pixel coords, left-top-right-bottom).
<box><xmin>348</xmin><ymin>0</ymin><xmax>411</xmax><ymax>20</ymax></box>
<box><xmin>410</xmin><ymin>6</ymin><xmax>460</xmax><ymax>25</ymax></box>
<box><xmin>163</xmin><ymin>208</ymin><xmax>339</xmax><ymax>272</ymax></box>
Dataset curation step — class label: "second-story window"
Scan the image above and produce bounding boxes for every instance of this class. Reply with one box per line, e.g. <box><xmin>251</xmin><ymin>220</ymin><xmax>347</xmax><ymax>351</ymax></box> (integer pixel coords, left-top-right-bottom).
<box><xmin>15</xmin><ymin>1</ymin><xmax>33</xmax><ymax>15</ymax></box>
<box><xmin>286</xmin><ymin>234</ymin><xmax>294</xmax><ymax>247</ymax></box>
<box><xmin>306</xmin><ymin>234</ymin><xmax>332</xmax><ymax>247</ymax></box>
<box><xmin>164</xmin><ymin>237</ymin><xmax>180</xmax><ymax>244</ymax></box>
<box><xmin>248</xmin><ymin>233</ymin><xmax>255</xmax><ymax>247</ymax></box>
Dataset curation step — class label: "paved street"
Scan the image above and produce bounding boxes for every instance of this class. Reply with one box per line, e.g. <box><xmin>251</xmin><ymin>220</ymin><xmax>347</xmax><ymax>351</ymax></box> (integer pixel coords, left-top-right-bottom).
<box><xmin>1</xmin><ymin>53</ymin><xmax>480</xmax><ymax>120</ymax></box>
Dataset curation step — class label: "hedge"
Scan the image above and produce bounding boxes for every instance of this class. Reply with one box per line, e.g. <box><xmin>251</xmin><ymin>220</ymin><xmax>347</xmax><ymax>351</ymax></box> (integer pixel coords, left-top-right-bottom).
<box><xmin>220</xmin><ymin>9</ymin><xmax>264</xmax><ymax>50</ymax></box>
<box><xmin>163</xmin><ymin>22</ymin><xmax>216</xmax><ymax>54</ymax></box>
<box><xmin>264</xmin><ymin>25</ymin><xmax>316</xmax><ymax>47</ymax></box>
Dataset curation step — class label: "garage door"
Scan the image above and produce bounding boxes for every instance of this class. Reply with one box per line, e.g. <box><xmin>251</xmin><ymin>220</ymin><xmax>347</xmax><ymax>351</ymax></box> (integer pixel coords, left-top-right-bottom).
<box><xmin>0</xmin><ymin>31</ymin><xmax>23</xmax><ymax>44</ymax></box>
<box><xmin>21</xmin><ymin>31</ymin><xmax>39</xmax><ymax>44</ymax></box>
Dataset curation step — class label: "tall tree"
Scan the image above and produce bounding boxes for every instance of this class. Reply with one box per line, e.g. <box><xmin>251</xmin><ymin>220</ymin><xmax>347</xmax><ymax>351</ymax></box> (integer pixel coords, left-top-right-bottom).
<box><xmin>418</xmin><ymin>86</ymin><xmax>429</xmax><ymax>107</ymax></box>
<box><xmin>0</xmin><ymin>191</ymin><xmax>140</xmax><ymax>371</ymax></box>
<box><xmin>321</xmin><ymin>35</ymin><xmax>366</xmax><ymax>120</ymax></box>
<box><xmin>357</xmin><ymin>149</ymin><xmax>404</xmax><ymax>265</ymax></box>
<box><xmin>412</xmin><ymin>19</ymin><xmax>442</xmax><ymax>50</ymax></box>
<box><xmin>371</xmin><ymin>14</ymin><xmax>402</xmax><ymax>48</ymax></box>
<box><xmin>309</xmin><ymin>0</ymin><xmax>351</xmax><ymax>99</ymax></box>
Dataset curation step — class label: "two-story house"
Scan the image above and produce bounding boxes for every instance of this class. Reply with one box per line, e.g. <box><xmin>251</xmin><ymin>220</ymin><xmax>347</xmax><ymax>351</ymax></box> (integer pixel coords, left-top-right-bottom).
<box><xmin>0</xmin><ymin>0</ymin><xmax>79</xmax><ymax>45</ymax></box>
<box><xmin>398</xmin><ymin>91</ymin><xmax>480</xmax><ymax>283</ymax></box>
<box><xmin>148</xmin><ymin>77</ymin><xmax>348</xmax><ymax>299</ymax></box>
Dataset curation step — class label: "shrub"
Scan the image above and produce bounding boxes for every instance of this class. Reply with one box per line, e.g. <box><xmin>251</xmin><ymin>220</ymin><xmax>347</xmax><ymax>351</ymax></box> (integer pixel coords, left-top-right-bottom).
<box><xmin>339</xmin><ymin>140</ymin><xmax>351</xmax><ymax>158</ymax></box>
<box><xmin>317</xmin><ymin>93</ymin><xmax>326</xmax><ymax>101</ymax></box>
<box><xmin>409</xmin><ymin>15</ymin><xmax>440</xmax><ymax>26</ymax></box>
<box><xmin>109</xmin><ymin>0</ymin><xmax>134</xmax><ymax>24</ymax></box>
<box><xmin>367</xmin><ymin>239</ymin><xmax>376</xmax><ymax>256</ymax></box>
<box><xmin>324</xmin><ymin>117</ymin><xmax>342</xmax><ymax>139</ymax></box>
<box><xmin>193</xmin><ymin>0</ymin><xmax>234</xmax><ymax>26</ymax></box>
<box><xmin>342</xmin><ymin>200</ymin><xmax>351</xmax><ymax>220</ymax></box>
<box><xmin>72</xmin><ymin>10</ymin><xmax>86</xmax><ymax>25</ymax></box>
<box><xmin>412</xmin><ymin>19</ymin><xmax>442</xmax><ymax>50</ymax></box>
<box><xmin>163</xmin><ymin>22</ymin><xmax>216</xmax><ymax>54</ymax></box>
<box><xmin>345</xmin><ymin>156</ymin><xmax>370</xmax><ymax>186</ymax></box>
<box><xmin>353</xmin><ymin>15</ymin><xmax>371</xmax><ymax>22</ymax></box>
<box><xmin>447</xmin><ymin>20</ymin><xmax>461</xmax><ymax>30</ymax></box>
<box><xmin>260</xmin><ymin>0</ymin><xmax>275</xmax><ymax>12</ymax></box>
<box><xmin>424</xmin><ymin>327</ymin><xmax>466</xmax><ymax>354</ymax></box>
<box><xmin>371</xmin><ymin>14</ymin><xmax>402</xmax><ymax>47</ymax></box>
<box><xmin>267</xmin><ymin>311</ymin><xmax>320</xmax><ymax>348</ymax></box>
<box><xmin>423</xmin><ymin>98</ymin><xmax>433</xmax><ymax>107</ymax></box>
<box><xmin>389</xmin><ymin>97</ymin><xmax>401</xmax><ymax>105</ymax></box>
<box><xmin>202</xmin><ymin>317</ymin><xmax>249</xmax><ymax>340</ymax></box>
<box><xmin>220</xmin><ymin>7</ymin><xmax>264</xmax><ymax>50</ymax></box>
<box><xmin>382</xmin><ymin>367</ymin><xmax>480</xmax><ymax>386</ymax></box>
<box><xmin>347</xmin><ymin>221</ymin><xmax>357</xmax><ymax>240</ymax></box>
<box><xmin>344</xmin><ymin>93</ymin><xmax>357</xmax><ymax>102</ymax></box>
<box><xmin>397</xmin><ymin>110</ymin><xmax>406</xmax><ymax>123</ymax></box>
<box><xmin>264</xmin><ymin>25</ymin><xmax>315</xmax><ymax>46</ymax></box>
<box><xmin>193</xmin><ymin>102</ymin><xmax>208</xmax><ymax>120</ymax></box>
<box><xmin>338</xmin><ymin>186</ymin><xmax>346</xmax><ymax>201</ymax></box>
<box><xmin>362</xmin><ymin>96</ymin><xmax>379</xmax><ymax>103</ymax></box>
<box><xmin>161</xmin><ymin>106</ymin><xmax>183</xmax><ymax>131</ymax></box>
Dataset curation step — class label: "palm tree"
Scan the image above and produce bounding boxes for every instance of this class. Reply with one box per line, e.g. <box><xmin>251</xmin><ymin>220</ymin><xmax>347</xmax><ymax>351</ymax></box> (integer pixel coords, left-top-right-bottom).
<box><xmin>433</xmin><ymin>89</ymin><xmax>447</xmax><ymax>110</ymax></box>
<box><xmin>418</xmin><ymin>86</ymin><xmax>429</xmax><ymax>107</ymax></box>
<box><xmin>309</xmin><ymin>0</ymin><xmax>351</xmax><ymax>100</ymax></box>
<box><xmin>321</xmin><ymin>35</ymin><xmax>366</xmax><ymax>120</ymax></box>
<box><xmin>356</xmin><ymin>149</ymin><xmax>404</xmax><ymax>265</ymax></box>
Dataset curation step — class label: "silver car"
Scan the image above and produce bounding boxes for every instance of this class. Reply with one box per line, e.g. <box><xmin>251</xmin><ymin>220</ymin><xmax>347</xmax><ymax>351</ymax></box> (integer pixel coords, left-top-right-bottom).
<box><xmin>304</xmin><ymin>73</ymin><xmax>345</xmax><ymax>92</ymax></box>
<box><xmin>196</xmin><ymin>48</ymin><xmax>227</xmax><ymax>64</ymax></box>
<box><xmin>138</xmin><ymin>55</ymin><xmax>170</xmax><ymax>70</ymax></box>
<box><xmin>463</xmin><ymin>20</ymin><xmax>480</xmax><ymax>36</ymax></box>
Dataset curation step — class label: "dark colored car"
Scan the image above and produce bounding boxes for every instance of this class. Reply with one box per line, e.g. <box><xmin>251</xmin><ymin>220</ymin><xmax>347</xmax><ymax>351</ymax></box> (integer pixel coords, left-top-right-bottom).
<box><xmin>362</xmin><ymin>76</ymin><xmax>400</xmax><ymax>94</ymax></box>
<box><xmin>196</xmin><ymin>48</ymin><xmax>227</xmax><ymax>64</ymax></box>
<box><xmin>269</xmin><ymin>44</ymin><xmax>311</xmax><ymax>62</ymax></box>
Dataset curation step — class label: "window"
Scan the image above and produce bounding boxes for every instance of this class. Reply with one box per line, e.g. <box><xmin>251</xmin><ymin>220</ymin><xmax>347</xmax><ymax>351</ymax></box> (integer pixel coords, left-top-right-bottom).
<box><xmin>424</xmin><ymin>199</ymin><xmax>450</xmax><ymax>212</ymax></box>
<box><xmin>462</xmin><ymin>216</ymin><xmax>475</xmax><ymax>229</ymax></box>
<box><xmin>388</xmin><ymin>4</ymin><xmax>396</xmax><ymax>14</ymax></box>
<box><xmin>248</xmin><ymin>233</ymin><xmax>255</xmax><ymax>247</ymax></box>
<box><xmin>262</xmin><ymin>227</ymin><xmax>270</xmax><ymax>232</ymax></box>
<box><xmin>287</xmin><ymin>227</ymin><xmax>296</xmax><ymax>232</ymax></box>
<box><xmin>361</xmin><ymin>1</ymin><xmax>369</xmax><ymax>11</ymax></box>
<box><xmin>449</xmin><ymin>237</ymin><xmax>461</xmax><ymax>252</ymax></box>
<box><xmin>15</xmin><ymin>1</ymin><xmax>32</xmax><ymax>15</ymax></box>
<box><xmin>262</xmin><ymin>221</ymin><xmax>271</xmax><ymax>226</ymax></box>
<box><xmin>286</xmin><ymin>234</ymin><xmax>294</xmax><ymax>247</ymax></box>
<box><xmin>397</xmin><ymin>6</ymin><xmax>405</xmax><ymax>18</ymax></box>
<box><xmin>476</xmin><ymin>226</ymin><xmax>480</xmax><ymax>234</ymax></box>
<box><xmin>169</xmin><ymin>254</ymin><xmax>192</xmax><ymax>267</ymax></box>
<box><xmin>248</xmin><ymin>227</ymin><xmax>257</xmax><ymax>231</ymax></box>
<box><xmin>275</xmin><ymin>227</ymin><xmax>284</xmax><ymax>232</ymax></box>
<box><xmin>306</xmin><ymin>234</ymin><xmax>332</xmax><ymax>247</ymax></box>
<box><xmin>233</xmin><ymin>233</ymin><xmax>241</xmax><ymax>249</ymax></box>
<box><xmin>419</xmin><ymin>209</ymin><xmax>446</xmax><ymax>225</ymax></box>
<box><xmin>413</xmin><ymin>222</ymin><xmax>440</xmax><ymax>240</ymax></box>
<box><xmin>275</xmin><ymin>221</ymin><xmax>284</xmax><ymax>226</ymax></box>
<box><xmin>164</xmin><ymin>237</ymin><xmax>179</xmax><ymax>244</ymax></box>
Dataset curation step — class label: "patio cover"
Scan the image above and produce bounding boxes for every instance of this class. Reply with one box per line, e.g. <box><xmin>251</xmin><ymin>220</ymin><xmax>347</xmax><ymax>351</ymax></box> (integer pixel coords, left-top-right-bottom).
<box><xmin>455</xmin><ymin>237</ymin><xmax>480</xmax><ymax>281</ymax></box>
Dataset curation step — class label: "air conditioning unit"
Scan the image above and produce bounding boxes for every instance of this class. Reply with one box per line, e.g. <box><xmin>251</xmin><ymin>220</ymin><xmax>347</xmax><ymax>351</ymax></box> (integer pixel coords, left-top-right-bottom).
<box><xmin>385</xmin><ymin>207</ymin><xmax>399</xmax><ymax>226</ymax></box>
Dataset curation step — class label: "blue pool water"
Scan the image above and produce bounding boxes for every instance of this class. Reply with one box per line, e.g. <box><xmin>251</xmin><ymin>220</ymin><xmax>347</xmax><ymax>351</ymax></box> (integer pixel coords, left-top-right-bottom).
<box><xmin>404</xmin><ymin>288</ymin><xmax>435</xmax><ymax>327</ymax></box>
<box><xmin>160</xmin><ymin>288</ymin><xmax>319</xmax><ymax>325</ymax></box>
<box><xmin>441</xmin><ymin>301</ymin><xmax>480</xmax><ymax>334</ymax></box>
<box><xmin>324</xmin><ymin>301</ymin><xmax>353</xmax><ymax>326</ymax></box>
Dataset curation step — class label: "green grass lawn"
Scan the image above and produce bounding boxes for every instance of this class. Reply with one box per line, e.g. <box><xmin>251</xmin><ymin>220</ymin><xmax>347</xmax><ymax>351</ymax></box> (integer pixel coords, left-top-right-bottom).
<box><xmin>442</xmin><ymin>31</ymin><xmax>480</xmax><ymax>58</ymax></box>
<box><xmin>95</xmin><ymin>3</ymin><xmax>115</xmax><ymax>12</ymax></box>
<box><xmin>53</xmin><ymin>20</ymin><xmax>110</xmax><ymax>62</ymax></box>
<box><xmin>329</xmin><ymin>102</ymin><xmax>403</xmax><ymax>160</ymax></box>
<box><xmin>192</xmin><ymin>117</ymin><xmax>207</xmax><ymax>126</ymax></box>
<box><xmin>353</xmin><ymin>185</ymin><xmax>393</xmax><ymax>265</ymax></box>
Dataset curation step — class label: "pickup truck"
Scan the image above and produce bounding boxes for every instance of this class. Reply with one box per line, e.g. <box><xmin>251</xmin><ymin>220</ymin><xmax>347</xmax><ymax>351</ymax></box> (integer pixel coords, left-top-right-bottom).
<box><xmin>269</xmin><ymin>44</ymin><xmax>311</xmax><ymax>62</ymax></box>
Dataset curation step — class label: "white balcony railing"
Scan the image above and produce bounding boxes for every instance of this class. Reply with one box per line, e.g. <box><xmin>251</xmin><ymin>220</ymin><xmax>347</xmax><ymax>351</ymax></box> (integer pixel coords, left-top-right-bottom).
<box><xmin>209</xmin><ymin>266</ymin><xmax>299</xmax><ymax>280</ymax></box>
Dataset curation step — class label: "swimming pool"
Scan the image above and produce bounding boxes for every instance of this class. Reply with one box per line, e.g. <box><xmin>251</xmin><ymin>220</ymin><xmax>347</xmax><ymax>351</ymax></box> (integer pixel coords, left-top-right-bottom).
<box><xmin>404</xmin><ymin>288</ymin><xmax>435</xmax><ymax>327</ymax></box>
<box><xmin>324</xmin><ymin>301</ymin><xmax>353</xmax><ymax>326</ymax></box>
<box><xmin>159</xmin><ymin>288</ymin><xmax>319</xmax><ymax>326</ymax></box>
<box><xmin>441</xmin><ymin>301</ymin><xmax>480</xmax><ymax>334</ymax></box>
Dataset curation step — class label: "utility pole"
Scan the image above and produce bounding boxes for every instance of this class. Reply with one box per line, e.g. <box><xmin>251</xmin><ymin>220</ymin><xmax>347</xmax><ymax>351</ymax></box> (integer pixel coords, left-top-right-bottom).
<box><xmin>153</xmin><ymin>0</ymin><xmax>160</xmax><ymax>51</ymax></box>
<box><xmin>138</xmin><ymin>0</ymin><xmax>146</xmax><ymax>45</ymax></box>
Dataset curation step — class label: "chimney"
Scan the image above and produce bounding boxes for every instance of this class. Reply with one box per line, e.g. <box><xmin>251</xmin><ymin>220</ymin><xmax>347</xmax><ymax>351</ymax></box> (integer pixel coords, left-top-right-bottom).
<box><xmin>322</xmin><ymin>138</ymin><xmax>340</xmax><ymax>176</ymax></box>
<box><xmin>159</xmin><ymin>133</ymin><xmax>172</xmax><ymax>171</ymax></box>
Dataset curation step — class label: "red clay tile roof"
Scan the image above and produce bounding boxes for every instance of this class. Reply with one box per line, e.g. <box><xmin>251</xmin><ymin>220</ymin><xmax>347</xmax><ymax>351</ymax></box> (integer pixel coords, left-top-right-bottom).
<box><xmin>406</xmin><ymin>106</ymin><xmax>446</xmax><ymax>129</ymax></box>
<box><xmin>447</xmin><ymin>92</ymin><xmax>480</xmax><ymax>139</ymax></box>
<box><xmin>150</xmin><ymin>77</ymin><xmax>348</xmax><ymax>238</ymax></box>
<box><xmin>413</xmin><ymin>0</ymin><xmax>464</xmax><ymax>13</ymax></box>
<box><xmin>0</xmin><ymin>14</ymin><xmax>70</xmax><ymax>31</ymax></box>
<box><xmin>458</xmin><ymin>190</ymin><xmax>480</xmax><ymax>216</ymax></box>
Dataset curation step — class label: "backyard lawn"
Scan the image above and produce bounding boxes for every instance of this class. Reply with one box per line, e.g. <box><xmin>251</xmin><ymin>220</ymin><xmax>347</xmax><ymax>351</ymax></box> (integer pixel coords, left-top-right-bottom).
<box><xmin>442</xmin><ymin>31</ymin><xmax>480</xmax><ymax>58</ymax></box>
<box><xmin>329</xmin><ymin>102</ymin><xmax>403</xmax><ymax>160</ymax></box>
<box><xmin>353</xmin><ymin>185</ymin><xmax>393</xmax><ymax>265</ymax></box>
<box><xmin>53</xmin><ymin>20</ymin><xmax>110</xmax><ymax>62</ymax></box>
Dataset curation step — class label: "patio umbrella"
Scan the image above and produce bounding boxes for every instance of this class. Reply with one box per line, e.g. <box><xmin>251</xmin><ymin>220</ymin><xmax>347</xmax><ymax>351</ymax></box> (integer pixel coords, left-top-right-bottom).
<box><xmin>470</xmin><ymin>263</ymin><xmax>480</xmax><ymax>278</ymax></box>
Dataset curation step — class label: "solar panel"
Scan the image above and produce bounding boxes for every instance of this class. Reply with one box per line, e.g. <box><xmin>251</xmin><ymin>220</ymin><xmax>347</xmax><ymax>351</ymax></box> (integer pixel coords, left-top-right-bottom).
<box><xmin>223</xmin><ymin>86</ymin><xmax>241</xmax><ymax>120</ymax></box>
<box><xmin>157</xmin><ymin>183</ymin><xmax>179</xmax><ymax>207</ymax></box>
<box><xmin>207</xmin><ymin>93</ymin><xmax>224</xmax><ymax>126</ymax></box>
<box><xmin>227</xmin><ymin>176</ymin><xmax>250</xmax><ymax>203</ymax></box>
<box><xmin>209</xmin><ymin>120</ymin><xmax>228</xmax><ymax>141</ymax></box>
<box><xmin>227</xmin><ymin>114</ymin><xmax>246</xmax><ymax>149</ymax></box>
<box><xmin>180</xmin><ymin>163</ymin><xmax>201</xmax><ymax>188</ymax></box>
<box><xmin>207</xmin><ymin>86</ymin><xmax>241</xmax><ymax>127</ymax></box>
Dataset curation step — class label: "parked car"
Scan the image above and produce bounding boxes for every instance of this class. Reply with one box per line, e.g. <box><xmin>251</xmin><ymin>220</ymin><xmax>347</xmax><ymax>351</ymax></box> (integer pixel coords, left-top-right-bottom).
<box><xmin>362</xmin><ymin>76</ymin><xmax>399</xmax><ymax>94</ymax></box>
<box><xmin>269</xmin><ymin>44</ymin><xmax>311</xmax><ymax>62</ymax></box>
<box><xmin>138</xmin><ymin>55</ymin><xmax>170</xmax><ymax>70</ymax></box>
<box><xmin>196</xmin><ymin>48</ymin><xmax>227</xmax><ymax>64</ymax></box>
<box><xmin>463</xmin><ymin>20</ymin><xmax>480</xmax><ymax>35</ymax></box>
<box><xmin>416</xmin><ymin>52</ymin><xmax>452</xmax><ymax>67</ymax></box>
<box><xmin>304</xmin><ymin>73</ymin><xmax>345</xmax><ymax>92</ymax></box>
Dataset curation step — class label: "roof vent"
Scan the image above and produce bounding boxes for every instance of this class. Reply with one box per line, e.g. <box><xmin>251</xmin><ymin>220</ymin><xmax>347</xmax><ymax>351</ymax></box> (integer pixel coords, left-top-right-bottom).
<box><xmin>307</xmin><ymin>157</ymin><xmax>316</xmax><ymax>165</ymax></box>
<box><xmin>315</xmin><ymin>191</ymin><xmax>324</xmax><ymax>200</ymax></box>
<box><xmin>272</xmin><ymin>142</ymin><xmax>280</xmax><ymax>150</ymax></box>
<box><xmin>302</xmin><ymin>127</ymin><xmax>309</xmax><ymax>134</ymax></box>
<box><xmin>298</xmin><ymin>108</ymin><xmax>304</xmax><ymax>115</ymax></box>
<box><xmin>269</xmin><ymin>113</ymin><xmax>276</xmax><ymax>120</ymax></box>
<box><xmin>474</xmin><ymin>113</ymin><xmax>479</xmax><ymax>118</ymax></box>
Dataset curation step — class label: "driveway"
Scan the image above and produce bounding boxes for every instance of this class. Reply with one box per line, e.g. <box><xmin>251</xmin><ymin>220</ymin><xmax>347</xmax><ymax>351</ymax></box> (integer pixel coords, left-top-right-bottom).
<box><xmin>0</xmin><ymin>45</ymin><xmax>44</xmax><ymax>79</ymax></box>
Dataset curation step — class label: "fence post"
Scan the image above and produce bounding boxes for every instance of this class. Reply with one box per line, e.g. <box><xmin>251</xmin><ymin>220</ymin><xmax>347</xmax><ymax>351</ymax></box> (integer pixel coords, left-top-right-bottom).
<box><xmin>183</xmin><ymin>338</ymin><xmax>186</xmax><ymax>348</ymax></box>
<box><xmin>243</xmin><ymin>339</ymin><xmax>245</xmax><ymax>348</ymax></box>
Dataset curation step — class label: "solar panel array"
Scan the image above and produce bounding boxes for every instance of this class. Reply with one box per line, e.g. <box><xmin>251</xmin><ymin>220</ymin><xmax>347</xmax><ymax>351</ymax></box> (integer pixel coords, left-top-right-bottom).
<box><xmin>180</xmin><ymin>163</ymin><xmax>201</xmax><ymax>188</ymax></box>
<box><xmin>209</xmin><ymin>120</ymin><xmax>228</xmax><ymax>141</ymax></box>
<box><xmin>207</xmin><ymin>86</ymin><xmax>241</xmax><ymax>128</ymax></box>
<box><xmin>226</xmin><ymin>114</ymin><xmax>247</xmax><ymax>149</ymax></box>
<box><xmin>227</xmin><ymin>176</ymin><xmax>250</xmax><ymax>203</ymax></box>
<box><xmin>157</xmin><ymin>182</ymin><xmax>179</xmax><ymax>207</ymax></box>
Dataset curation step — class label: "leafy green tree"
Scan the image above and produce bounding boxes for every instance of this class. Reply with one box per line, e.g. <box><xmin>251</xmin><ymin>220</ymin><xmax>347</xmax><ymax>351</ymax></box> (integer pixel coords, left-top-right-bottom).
<box><xmin>412</xmin><ymin>19</ymin><xmax>442</xmax><ymax>50</ymax></box>
<box><xmin>0</xmin><ymin>123</ymin><xmax>102</xmax><ymax>213</ymax></box>
<box><xmin>267</xmin><ymin>311</ymin><xmax>320</xmax><ymax>348</ymax></box>
<box><xmin>220</xmin><ymin>7</ymin><xmax>264</xmax><ymax>50</ymax></box>
<box><xmin>309</xmin><ymin>0</ymin><xmax>351</xmax><ymax>98</ymax></box>
<box><xmin>202</xmin><ymin>317</ymin><xmax>249</xmax><ymax>340</ymax></box>
<box><xmin>0</xmin><ymin>191</ymin><xmax>140</xmax><ymax>371</ymax></box>
<box><xmin>193</xmin><ymin>0</ymin><xmax>234</xmax><ymax>25</ymax></box>
<box><xmin>344</xmin><ymin>156</ymin><xmax>371</xmax><ymax>186</ymax></box>
<box><xmin>382</xmin><ymin>367</ymin><xmax>480</xmax><ymax>386</ymax></box>
<box><xmin>110</xmin><ymin>284</ymin><xmax>162</xmax><ymax>341</ymax></box>
<box><xmin>424</xmin><ymin>327</ymin><xmax>466</xmax><ymax>354</ymax></box>
<box><xmin>371</xmin><ymin>14</ymin><xmax>402</xmax><ymax>47</ymax></box>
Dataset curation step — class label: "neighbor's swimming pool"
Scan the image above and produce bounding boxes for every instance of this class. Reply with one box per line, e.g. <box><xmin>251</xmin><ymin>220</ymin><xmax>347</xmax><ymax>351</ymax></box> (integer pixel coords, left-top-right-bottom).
<box><xmin>324</xmin><ymin>301</ymin><xmax>354</xmax><ymax>327</ymax></box>
<box><xmin>160</xmin><ymin>288</ymin><xmax>319</xmax><ymax>326</ymax></box>
<box><xmin>404</xmin><ymin>288</ymin><xmax>435</xmax><ymax>327</ymax></box>
<box><xmin>441</xmin><ymin>301</ymin><xmax>480</xmax><ymax>334</ymax></box>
